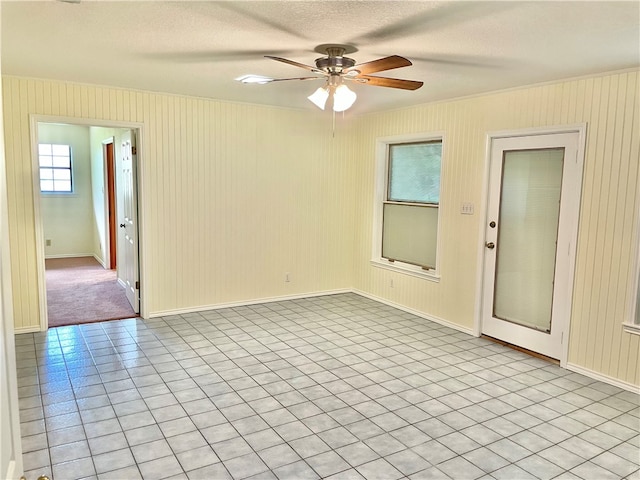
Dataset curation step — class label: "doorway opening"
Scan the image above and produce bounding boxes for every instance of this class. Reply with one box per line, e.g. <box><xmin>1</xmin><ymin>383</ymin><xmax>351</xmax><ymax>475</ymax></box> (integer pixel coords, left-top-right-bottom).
<box><xmin>45</xmin><ymin>256</ymin><xmax>134</xmax><ymax>327</ymax></box>
<box><xmin>32</xmin><ymin>119</ymin><xmax>142</xmax><ymax>329</ymax></box>
<box><xmin>106</xmin><ymin>140</ymin><xmax>117</xmax><ymax>270</ymax></box>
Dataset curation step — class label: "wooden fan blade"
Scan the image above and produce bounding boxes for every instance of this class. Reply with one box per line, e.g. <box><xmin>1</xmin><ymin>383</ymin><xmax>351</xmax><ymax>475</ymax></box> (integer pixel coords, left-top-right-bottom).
<box><xmin>269</xmin><ymin>77</ymin><xmax>323</xmax><ymax>82</ymax></box>
<box><xmin>346</xmin><ymin>55</ymin><xmax>412</xmax><ymax>75</ymax></box>
<box><xmin>265</xmin><ymin>56</ymin><xmax>323</xmax><ymax>74</ymax></box>
<box><xmin>355</xmin><ymin>75</ymin><xmax>424</xmax><ymax>90</ymax></box>
<box><xmin>144</xmin><ymin>50</ymin><xmax>298</xmax><ymax>63</ymax></box>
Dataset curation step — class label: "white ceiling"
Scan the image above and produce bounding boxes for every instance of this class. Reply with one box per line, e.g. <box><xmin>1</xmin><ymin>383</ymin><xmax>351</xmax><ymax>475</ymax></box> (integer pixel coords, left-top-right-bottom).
<box><xmin>2</xmin><ymin>1</ymin><xmax>639</xmax><ymax>115</ymax></box>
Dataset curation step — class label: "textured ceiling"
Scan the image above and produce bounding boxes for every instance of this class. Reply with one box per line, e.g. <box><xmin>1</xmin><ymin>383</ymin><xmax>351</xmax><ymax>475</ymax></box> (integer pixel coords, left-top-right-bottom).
<box><xmin>2</xmin><ymin>1</ymin><xmax>639</xmax><ymax>115</ymax></box>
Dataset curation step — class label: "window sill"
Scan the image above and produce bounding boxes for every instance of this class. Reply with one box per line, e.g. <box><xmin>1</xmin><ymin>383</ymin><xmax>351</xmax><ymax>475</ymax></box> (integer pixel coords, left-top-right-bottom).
<box><xmin>370</xmin><ymin>259</ymin><xmax>440</xmax><ymax>282</ymax></box>
<box><xmin>622</xmin><ymin>322</ymin><xmax>640</xmax><ymax>336</ymax></box>
<box><xmin>41</xmin><ymin>192</ymin><xmax>77</xmax><ymax>197</ymax></box>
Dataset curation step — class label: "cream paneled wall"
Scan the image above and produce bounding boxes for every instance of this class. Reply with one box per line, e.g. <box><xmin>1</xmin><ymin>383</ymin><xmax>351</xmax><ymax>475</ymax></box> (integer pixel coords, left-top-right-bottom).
<box><xmin>2</xmin><ymin>77</ymin><xmax>354</xmax><ymax>329</ymax></box>
<box><xmin>2</xmin><ymin>71</ymin><xmax>638</xmax><ymax>387</ymax></box>
<box><xmin>350</xmin><ymin>70</ymin><xmax>639</xmax><ymax>386</ymax></box>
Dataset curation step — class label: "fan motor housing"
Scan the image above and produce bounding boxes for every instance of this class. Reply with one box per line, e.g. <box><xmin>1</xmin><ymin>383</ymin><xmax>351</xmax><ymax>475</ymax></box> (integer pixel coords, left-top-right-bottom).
<box><xmin>315</xmin><ymin>55</ymin><xmax>356</xmax><ymax>74</ymax></box>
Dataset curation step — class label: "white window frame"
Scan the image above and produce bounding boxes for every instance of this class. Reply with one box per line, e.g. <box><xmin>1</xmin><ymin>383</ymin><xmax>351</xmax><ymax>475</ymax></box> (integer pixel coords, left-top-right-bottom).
<box><xmin>38</xmin><ymin>143</ymin><xmax>73</xmax><ymax>194</ymax></box>
<box><xmin>371</xmin><ymin>132</ymin><xmax>445</xmax><ymax>281</ymax></box>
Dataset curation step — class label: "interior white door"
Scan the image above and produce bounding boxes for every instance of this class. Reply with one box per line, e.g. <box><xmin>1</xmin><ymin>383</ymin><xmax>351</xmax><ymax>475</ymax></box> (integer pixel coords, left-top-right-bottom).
<box><xmin>482</xmin><ymin>132</ymin><xmax>581</xmax><ymax>359</ymax></box>
<box><xmin>119</xmin><ymin>130</ymin><xmax>140</xmax><ymax>313</ymax></box>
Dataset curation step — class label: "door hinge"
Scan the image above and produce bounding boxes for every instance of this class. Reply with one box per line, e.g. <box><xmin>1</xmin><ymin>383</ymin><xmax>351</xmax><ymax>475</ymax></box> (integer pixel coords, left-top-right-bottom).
<box><xmin>132</xmin><ymin>146</ymin><xmax>137</xmax><ymax>155</ymax></box>
<box><xmin>135</xmin><ymin>281</ymin><xmax>140</xmax><ymax>290</ymax></box>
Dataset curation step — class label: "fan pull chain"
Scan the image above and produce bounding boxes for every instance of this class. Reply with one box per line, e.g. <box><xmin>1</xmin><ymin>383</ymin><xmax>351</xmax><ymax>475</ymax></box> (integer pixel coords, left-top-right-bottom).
<box><xmin>332</xmin><ymin>110</ymin><xmax>336</xmax><ymax>138</ymax></box>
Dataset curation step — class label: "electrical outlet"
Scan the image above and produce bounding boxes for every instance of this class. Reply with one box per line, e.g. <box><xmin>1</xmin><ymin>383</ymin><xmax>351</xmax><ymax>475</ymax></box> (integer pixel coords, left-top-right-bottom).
<box><xmin>390</xmin><ymin>278</ymin><xmax>394</xmax><ymax>288</ymax></box>
<box><xmin>285</xmin><ymin>273</ymin><xmax>290</xmax><ymax>283</ymax></box>
<box><xmin>45</xmin><ymin>239</ymin><xmax>52</xmax><ymax>246</ymax></box>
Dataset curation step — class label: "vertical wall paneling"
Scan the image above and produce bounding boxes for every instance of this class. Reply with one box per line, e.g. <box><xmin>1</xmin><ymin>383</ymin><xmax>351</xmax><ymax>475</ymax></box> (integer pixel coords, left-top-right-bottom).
<box><xmin>3</xmin><ymin>77</ymin><xmax>353</xmax><ymax>331</ymax></box>
<box><xmin>2</xmin><ymin>71</ymin><xmax>638</xmax><ymax>386</ymax></box>
<box><xmin>350</xmin><ymin>70</ymin><xmax>639</xmax><ymax>386</ymax></box>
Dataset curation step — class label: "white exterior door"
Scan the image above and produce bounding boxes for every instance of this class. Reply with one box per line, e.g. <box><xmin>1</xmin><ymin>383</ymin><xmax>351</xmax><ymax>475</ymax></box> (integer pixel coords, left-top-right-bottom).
<box><xmin>482</xmin><ymin>131</ymin><xmax>583</xmax><ymax>360</ymax></box>
<box><xmin>119</xmin><ymin>131</ymin><xmax>140</xmax><ymax>313</ymax></box>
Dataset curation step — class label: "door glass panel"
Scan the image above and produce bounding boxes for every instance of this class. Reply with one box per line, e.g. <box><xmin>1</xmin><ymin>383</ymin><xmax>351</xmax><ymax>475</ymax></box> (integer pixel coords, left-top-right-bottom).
<box><xmin>494</xmin><ymin>148</ymin><xmax>564</xmax><ymax>332</ymax></box>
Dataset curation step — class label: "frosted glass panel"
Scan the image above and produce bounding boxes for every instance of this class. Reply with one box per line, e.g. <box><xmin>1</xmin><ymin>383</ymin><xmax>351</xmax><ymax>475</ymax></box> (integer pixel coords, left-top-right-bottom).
<box><xmin>382</xmin><ymin>204</ymin><xmax>438</xmax><ymax>268</ymax></box>
<box><xmin>494</xmin><ymin>148</ymin><xmax>564</xmax><ymax>331</ymax></box>
<box><xmin>388</xmin><ymin>142</ymin><xmax>441</xmax><ymax>203</ymax></box>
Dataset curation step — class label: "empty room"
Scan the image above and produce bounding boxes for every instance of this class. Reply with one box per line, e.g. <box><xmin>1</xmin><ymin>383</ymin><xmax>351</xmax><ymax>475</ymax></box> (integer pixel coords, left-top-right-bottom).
<box><xmin>0</xmin><ymin>2</ymin><xmax>638</xmax><ymax>480</ymax></box>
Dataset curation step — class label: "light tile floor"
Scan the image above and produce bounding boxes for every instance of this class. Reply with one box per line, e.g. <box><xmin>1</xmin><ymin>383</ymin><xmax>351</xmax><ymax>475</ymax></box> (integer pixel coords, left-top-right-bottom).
<box><xmin>15</xmin><ymin>293</ymin><xmax>640</xmax><ymax>480</ymax></box>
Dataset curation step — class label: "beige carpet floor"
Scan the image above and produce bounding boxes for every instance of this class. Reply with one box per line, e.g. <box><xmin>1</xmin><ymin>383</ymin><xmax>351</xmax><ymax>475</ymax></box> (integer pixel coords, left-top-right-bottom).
<box><xmin>45</xmin><ymin>256</ymin><xmax>136</xmax><ymax>327</ymax></box>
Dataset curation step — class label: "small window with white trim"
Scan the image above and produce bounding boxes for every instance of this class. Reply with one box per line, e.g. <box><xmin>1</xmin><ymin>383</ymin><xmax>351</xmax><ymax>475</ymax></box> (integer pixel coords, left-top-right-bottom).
<box><xmin>373</xmin><ymin>134</ymin><xmax>443</xmax><ymax>279</ymax></box>
<box><xmin>39</xmin><ymin>143</ymin><xmax>72</xmax><ymax>193</ymax></box>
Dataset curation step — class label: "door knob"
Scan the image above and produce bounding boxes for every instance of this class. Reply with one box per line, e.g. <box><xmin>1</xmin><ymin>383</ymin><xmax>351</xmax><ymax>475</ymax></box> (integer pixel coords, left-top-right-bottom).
<box><xmin>485</xmin><ymin>242</ymin><xmax>495</xmax><ymax>249</ymax></box>
<box><xmin>120</xmin><ymin>223</ymin><xmax>126</xmax><ymax>228</ymax></box>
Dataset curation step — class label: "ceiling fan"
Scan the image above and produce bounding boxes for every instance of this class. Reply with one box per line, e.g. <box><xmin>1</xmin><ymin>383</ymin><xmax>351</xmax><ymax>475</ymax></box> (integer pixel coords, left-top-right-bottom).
<box><xmin>237</xmin><ymin>44</ymin><xmax>423</xmax><ymax>112</ymax></box>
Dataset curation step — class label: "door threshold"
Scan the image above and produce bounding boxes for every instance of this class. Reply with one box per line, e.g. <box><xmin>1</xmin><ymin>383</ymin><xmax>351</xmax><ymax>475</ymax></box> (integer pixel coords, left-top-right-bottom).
<box><xmin>481</xmin><ymin>335</ymin><xmax>560</xmax><ymax>365</ymax></box>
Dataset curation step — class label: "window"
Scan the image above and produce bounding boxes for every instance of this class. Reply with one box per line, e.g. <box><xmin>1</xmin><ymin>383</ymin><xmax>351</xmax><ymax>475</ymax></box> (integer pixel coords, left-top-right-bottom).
<box><xmin>373</xmin><ymin>134</ymin><xmax>443</xmax><ymax>279</ymax></box>
<box><xmin>39</xmin><ymin>143</ymin><xmax>72</xmax><ymax>193</ymax></box>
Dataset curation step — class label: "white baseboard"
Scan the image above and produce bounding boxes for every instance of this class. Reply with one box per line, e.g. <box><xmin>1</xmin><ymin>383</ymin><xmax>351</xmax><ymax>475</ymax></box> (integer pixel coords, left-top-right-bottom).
<box><xmin>352</xmin><ymin>289</ymin><xmax>475</xmax><ymax>336</ymax></box>
<box><xmin>43</xmin><ymin>254</ymin><xmax>106</xmax><ymax>268</ymax></box>
<box><xmin>149</xmin><ymin>289</ymin><xmax>351</xmax><ymax>318</ymax></box>
<box><xmin>44</xmin><ymin>253</ymin><xmax>94</xmax><ymax>259</ymax></box>
<box><xmin>14</xmin><ymin>325</ymin><xmax>41</xmax><ymax>334</ymax></box>
<box><xmin>93</xmin><ymin>254</ymin><xmax>106</xmax><ymax>268</ymax></box>
<box><xmin>17</xmin><ymin>278</ymin><xmax>637</xmax><ymax>393</ymax></box>
<box><xmin>565</xmin><ymin>363</ymin><xmax>640</xmax><ymax>393</ymax></box>
<box><xmin>150</xmin><ymin>288</ymin><xmax>474</xmax><ymax>335</ymax></box>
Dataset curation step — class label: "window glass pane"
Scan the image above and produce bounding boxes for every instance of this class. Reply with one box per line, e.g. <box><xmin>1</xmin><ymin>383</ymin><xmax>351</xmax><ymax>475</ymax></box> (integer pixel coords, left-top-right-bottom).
<box><xmin>40</xmin><ymin>168</ymin><xmax>54</xmax><ymax>180</ymax></box>
<box><xmin>52</xmin><ymin>156</ymin><xmax>70</xmax><ymax>168</ymax></box>
<box><xmin>38</xmin><ymin>144</ymin><xmax>52</xmax><ymax>155</ymax></box>
<box><xmin>40</xmin><ymin>180</ymin><xmax>54</xmax><ymax>192</ymax></box>
<box><xmin>39</xmin><ymin>144</ymin><xmax>72</xmax><ymax>193</ymax></box>
<box><xmin>52</xmin><ymin>144</ymin><xmax>70</xmax><ymax>156</ymax></box>
<box><xmin>54</xmin><ymin>180</ymin><xmax>72</xmax><ymax>192</ymax></box>
<box><xmin>382</xmin><ymin>203</ymin><xmax>438</xmax><ymax>268</ymax></box>
<box><xmin>53</xmin><ymin>169</ymin><xmax>71</xmax><ymax>181</ymax></box>
<box><xmin>389</xmin><ymin>142</ymin><xmax>441</xmax><ymax>204</ymax></box>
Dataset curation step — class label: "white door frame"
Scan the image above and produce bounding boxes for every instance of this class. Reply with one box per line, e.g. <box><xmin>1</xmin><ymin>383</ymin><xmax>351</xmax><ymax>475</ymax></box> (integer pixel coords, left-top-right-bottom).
<box><xmin>1</xmin><ymin>75</ymin><xmax>24</xmax><ymax>479</ymax></box>
<box><xmin>102</xmin><ymin>136</ymin><xmax>116</xmax><ymax>271</ymax></box>
<box><xmin>474</xmin><ymin>124</ymin><xmax>587</xmax><ymax>367</ymax></box>
<box><xmin>29</xmin><ymin>115</ymin><xmax>147</xmax><ymax>331</ymax></box>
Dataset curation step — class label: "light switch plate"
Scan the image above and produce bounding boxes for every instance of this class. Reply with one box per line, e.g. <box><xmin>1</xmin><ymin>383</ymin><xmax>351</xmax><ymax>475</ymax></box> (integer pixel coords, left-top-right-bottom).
<box><xmin>461</xmin><ymin>202</ymin><xmax>474</xmax><ymax>215</ymax></box>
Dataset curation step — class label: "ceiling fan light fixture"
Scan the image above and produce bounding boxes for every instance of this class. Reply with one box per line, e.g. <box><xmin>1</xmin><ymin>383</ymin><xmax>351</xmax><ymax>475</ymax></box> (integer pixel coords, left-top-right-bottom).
<box><xmin>261</xmin><ymin>47</ymin><xmax>421</xmax><ymax>113</ymax></box>
<box><xmin>332</xmin><ymin>84</ymin><xmax>357</xmax><ymax>112</ymax></box>
<box><xmin>236</xmin><ymin>74</ymin><xmax>273</xmax><ymax>84</ymax></box>
<box><xmin>308</xmin><ymin>86</ymin><xmax>330</xmax><ymax>110</ymax></box>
